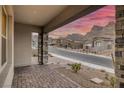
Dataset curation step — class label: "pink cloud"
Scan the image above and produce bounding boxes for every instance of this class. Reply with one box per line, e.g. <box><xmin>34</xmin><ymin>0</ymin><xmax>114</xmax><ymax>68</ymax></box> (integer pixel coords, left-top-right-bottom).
<box><xmin>49</xmin><ymin>5</ymin><xmax>115</xmax><ymax>38</ymax></box>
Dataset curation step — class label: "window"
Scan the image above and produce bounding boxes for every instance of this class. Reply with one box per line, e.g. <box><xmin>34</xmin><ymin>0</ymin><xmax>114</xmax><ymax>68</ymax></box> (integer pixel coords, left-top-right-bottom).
<box><xmin>96</xmin><ymin>41</ymin><xmax>101</xmax><ymax>47</ymax></box>
<box><xmin>1</xmin><ymin>7</ymin><xmax>7</xmax><ymax>65</ymax></box>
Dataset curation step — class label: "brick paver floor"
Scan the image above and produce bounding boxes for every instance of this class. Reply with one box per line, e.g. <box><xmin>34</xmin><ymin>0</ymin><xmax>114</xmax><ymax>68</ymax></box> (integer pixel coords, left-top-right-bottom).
<box><xmin>12</xmin><ymin>65</ymin><xmax>81</xmax><ymax>88</ymax></box>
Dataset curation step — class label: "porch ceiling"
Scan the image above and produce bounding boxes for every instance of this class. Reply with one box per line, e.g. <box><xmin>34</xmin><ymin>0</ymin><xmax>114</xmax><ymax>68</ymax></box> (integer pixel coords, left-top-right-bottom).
<box><xmin>13</xmin><ymin>5</ymin><xmax>67</xmax><ymax>26</ymax></box>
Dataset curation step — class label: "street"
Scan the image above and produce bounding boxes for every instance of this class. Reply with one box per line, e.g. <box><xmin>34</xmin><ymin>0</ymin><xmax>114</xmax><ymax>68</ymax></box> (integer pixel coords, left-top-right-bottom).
<box><xmin>48</xmin><ymin>46</ymin><xmax>113</xmax><ymax>69</ymax></box>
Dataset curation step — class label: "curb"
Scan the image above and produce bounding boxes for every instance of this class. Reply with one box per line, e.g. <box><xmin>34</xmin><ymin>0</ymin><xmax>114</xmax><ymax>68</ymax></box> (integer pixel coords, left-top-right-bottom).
<box><xmin>49</xmin><ymin>46</ymin><xmax>112</xmax><ymax>59</ymax></box>
<box><xmin>49</xmin><ymin>52</ymin><xmax>114</xmax><ymax>74</ymax></box>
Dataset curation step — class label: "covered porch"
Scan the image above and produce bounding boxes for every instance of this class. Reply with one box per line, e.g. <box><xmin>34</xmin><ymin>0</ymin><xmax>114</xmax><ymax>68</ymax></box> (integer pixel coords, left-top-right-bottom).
<box><xmin>12</xmin><ymin>64</ymin><xmax>80</xmax><ymax>88</ymax></box>
<box><xmin>0</xmin><ymin>5</ymin><xmax>123</xmax><ymax>88</ymax></box>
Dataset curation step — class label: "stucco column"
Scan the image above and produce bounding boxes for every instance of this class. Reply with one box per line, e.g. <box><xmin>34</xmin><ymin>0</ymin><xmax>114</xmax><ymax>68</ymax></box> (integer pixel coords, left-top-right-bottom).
<box><xmin>115</xmin><ymin>5</ymin><xmax>124</xmax><ymax>88</ymax></box>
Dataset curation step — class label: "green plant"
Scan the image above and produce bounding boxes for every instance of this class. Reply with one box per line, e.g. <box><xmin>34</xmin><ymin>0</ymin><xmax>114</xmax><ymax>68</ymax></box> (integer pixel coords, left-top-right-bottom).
<box><xmin>71</xmin><ymin>63</ymin><xmax>81</xmax><ymax>73</ymax></box>
<box><xmin>109</xmin><ymin>76</ymin><xmax>116</xmax><ymax>88</ymax></box>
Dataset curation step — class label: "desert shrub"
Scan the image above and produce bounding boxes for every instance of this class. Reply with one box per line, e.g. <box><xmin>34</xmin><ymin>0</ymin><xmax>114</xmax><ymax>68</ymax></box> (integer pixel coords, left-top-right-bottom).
<box><xmin>100</xmin><ymin>69</ymin><xmax>106</xmax><ymax>73</ymax></box>
<box><xmin>109</xmin><ymin>76</ymin><xmax>116</xmax><ymax>88</ymax></box>
<box><xmin>71</xmin><ymin>63</ymin><xmax>81</xmax><ymax>73</ymax></box>
<box><xmin>105</xmin><ymin>73</ymin><xmax>109</xmax><ymax>80</ymax></box>
<box><xmin>67</xmin><ymin>63</ymin><xmax>72</xmax><ymax>66</ymax></box>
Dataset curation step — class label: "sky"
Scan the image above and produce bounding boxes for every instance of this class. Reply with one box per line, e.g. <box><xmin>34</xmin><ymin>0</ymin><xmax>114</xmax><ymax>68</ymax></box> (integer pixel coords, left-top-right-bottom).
<box><xmin>49</xmin><ymin>5</ymin><xmax>115</xmax><ymax>39</ymax></box>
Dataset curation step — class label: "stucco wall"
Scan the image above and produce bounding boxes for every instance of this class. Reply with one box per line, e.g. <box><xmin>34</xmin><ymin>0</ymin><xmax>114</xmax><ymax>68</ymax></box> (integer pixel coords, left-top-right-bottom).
<box><xmin>0</xmin><ymin>6</ymin><xmax>14</xmax><ymax>87</ymax></box>
<box><xmin>14</xmin><ymin>23</ymin><xmax>41</xmax><ymax>67</ymax></box>
<box><xmin>3</xmin><ymin>16</ymin><xmax>14</xmax><ymax>87</ymax></box>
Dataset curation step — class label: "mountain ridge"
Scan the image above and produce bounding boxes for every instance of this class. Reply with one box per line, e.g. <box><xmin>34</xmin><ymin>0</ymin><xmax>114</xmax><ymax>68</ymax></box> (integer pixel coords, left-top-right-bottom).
<box><xmin>64</xmin><ymin>21</ymin><xmax>115</xmax><ymax>42</ymax></box>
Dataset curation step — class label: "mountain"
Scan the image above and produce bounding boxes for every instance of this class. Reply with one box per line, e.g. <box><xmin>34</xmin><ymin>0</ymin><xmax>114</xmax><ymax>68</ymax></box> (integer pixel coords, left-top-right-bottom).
<box><xmin>100</xmin><ymin>21</ymin><xmax>115</xmax><ymax>39</ymax></box>
<box><xmin>82</xmin><ymin>21</ymin><xmax>115</xmax><ymax>42</ymax></box>
<box><xmin>51</xmin><ymin>21</ymin><xmax>115</xmax><ymax>44</ymax></box>
<box><xmin>65</xmin><ymin>33</ymin><xmax>84</xmax><ymax>41</ymax></box>
<box><xmin>82</xmin><ymin>25</ymin><xmax>103</xmax><ymax>41</ymax></box>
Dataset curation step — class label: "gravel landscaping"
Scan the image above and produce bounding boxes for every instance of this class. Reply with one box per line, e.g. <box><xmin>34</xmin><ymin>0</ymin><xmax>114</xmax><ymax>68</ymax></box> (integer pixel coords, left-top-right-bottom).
<box><xmin>48</xmin><ymin>54</ymin><xmax>115</xmax><ymax>88</ymax></box>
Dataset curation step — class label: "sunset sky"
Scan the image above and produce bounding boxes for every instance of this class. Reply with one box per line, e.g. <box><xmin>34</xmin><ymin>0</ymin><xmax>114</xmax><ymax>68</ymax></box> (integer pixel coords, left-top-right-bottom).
<box><xmin>49</xmin><ymin>5</ymin><xmax>115</xmax><ymax>39</ymax></box>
